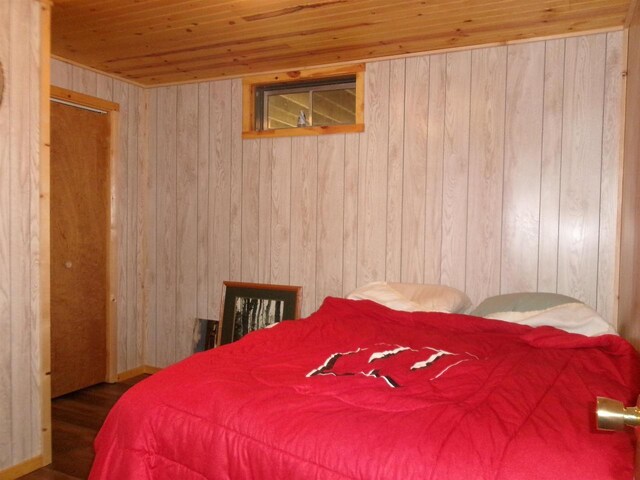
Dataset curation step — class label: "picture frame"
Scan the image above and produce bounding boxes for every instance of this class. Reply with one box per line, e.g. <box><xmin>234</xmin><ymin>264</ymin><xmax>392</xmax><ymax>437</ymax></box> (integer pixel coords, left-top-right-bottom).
<box><xmin>219</xmin><ymin>281</ymin><xmax>302</xmax><ymax>346</ymax></box>
<box><xmin>192</xmin><ymin>318</ymin><xmax>220</xmax><ymax>353</ymax></box>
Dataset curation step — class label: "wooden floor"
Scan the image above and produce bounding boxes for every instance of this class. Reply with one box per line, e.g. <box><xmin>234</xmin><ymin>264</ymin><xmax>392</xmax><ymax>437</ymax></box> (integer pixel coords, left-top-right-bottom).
<box><xmin>18</xmin><ymin>375</ymin><xmax>149</xmax><ymax>480</ymax></box>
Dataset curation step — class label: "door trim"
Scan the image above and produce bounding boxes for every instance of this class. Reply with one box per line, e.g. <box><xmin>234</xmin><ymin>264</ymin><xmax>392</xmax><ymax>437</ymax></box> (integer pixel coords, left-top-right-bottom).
<box><xmin>50</xmin><ymin>85</ymin><xmax>120</xmax><ymax>385</ymax></box>
<box><xmin>40</xmin><ymin>3</ymin><xmax>52</xmax><ymax>465</ymax></box>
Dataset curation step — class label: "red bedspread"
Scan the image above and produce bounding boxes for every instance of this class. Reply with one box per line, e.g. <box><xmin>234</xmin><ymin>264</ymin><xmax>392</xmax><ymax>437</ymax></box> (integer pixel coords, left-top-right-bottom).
<box><xmin>90</xmin><ymin>297</ymin><xmax>640</xmax><ymax>479</ymax></box>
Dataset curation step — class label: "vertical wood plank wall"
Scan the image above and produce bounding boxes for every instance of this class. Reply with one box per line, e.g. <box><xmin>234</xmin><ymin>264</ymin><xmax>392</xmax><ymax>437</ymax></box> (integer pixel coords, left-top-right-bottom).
<box><xmin>0</xmin><ymin>0</ymin><xmax>43</xmax><ymax>472</ymax></box>
<box><xmin>619</xmin><ymin>3</ymin><xmax>640</xmax><ymax>351</ymax></box>
<box><xmin>47</xmin><ymin>31</ymin><xmax>627</xmax><ymax>370</ymax></box>
<box><xmin>141</xmin><ymin>31</ymin><xmax>625</xmax><ymax>367</ymax></box>
<box><xmin>50</xmin><ymin>60</ymin><xmax>146</xmax><ymax>374</ymax></box>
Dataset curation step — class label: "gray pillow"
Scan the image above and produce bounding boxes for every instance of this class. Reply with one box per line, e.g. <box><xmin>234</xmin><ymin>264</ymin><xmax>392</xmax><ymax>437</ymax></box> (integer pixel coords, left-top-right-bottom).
<box><xmin>470</xmin><ymin>292</ymin><xmax>581</xmax><ymax>317</ymax></box>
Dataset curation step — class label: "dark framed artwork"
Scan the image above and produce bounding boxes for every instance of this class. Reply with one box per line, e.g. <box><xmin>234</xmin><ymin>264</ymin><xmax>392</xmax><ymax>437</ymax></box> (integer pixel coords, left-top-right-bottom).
<box><xmin>219</xmin><ymin>281</ymin><xmax>302</xmax><ymax>345</ymax></box>
<box><xmin>192</xmin><ymin>318</ymin><xmax>220</xmax><ymax>353</ymax></box>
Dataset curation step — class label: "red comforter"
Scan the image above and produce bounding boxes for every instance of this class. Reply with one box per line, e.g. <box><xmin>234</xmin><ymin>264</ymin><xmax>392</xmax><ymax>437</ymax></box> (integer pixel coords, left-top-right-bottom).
<box><xmin>90</xmin><ymin>297</ymin><xmax>640</xmax><ymax>479</ymax></box>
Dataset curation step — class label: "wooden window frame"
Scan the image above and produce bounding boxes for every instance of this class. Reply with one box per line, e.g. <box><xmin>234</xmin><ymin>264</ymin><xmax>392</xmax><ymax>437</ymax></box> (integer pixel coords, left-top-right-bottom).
<box><xmin>242</xmin><ymin>64</ymin><xmax>365</xmax><ymax>139</ymax></box>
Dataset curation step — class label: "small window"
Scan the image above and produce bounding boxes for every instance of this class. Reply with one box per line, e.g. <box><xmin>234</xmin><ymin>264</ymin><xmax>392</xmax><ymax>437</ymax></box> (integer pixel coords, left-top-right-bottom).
<box><xmin>258</xmin><ymin>78</ymin><xmax>356</xmax><ymax>130</ymax></box>
<box><xmin>242</xmin><ymin>65</ymin><xmax>364</xmax><ymax>138</ymax></box>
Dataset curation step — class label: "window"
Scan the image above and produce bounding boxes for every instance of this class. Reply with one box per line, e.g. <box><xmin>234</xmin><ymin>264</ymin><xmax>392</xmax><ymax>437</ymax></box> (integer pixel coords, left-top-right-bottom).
<box><xmin>242</xmin><ymin>64</ymin><xmax>364</xmax><ymax>138</ymax></box>
<box><xmin>259</xmin><ymin>77</ymin><xmax>356</xmax><ymax>130</ymax></box>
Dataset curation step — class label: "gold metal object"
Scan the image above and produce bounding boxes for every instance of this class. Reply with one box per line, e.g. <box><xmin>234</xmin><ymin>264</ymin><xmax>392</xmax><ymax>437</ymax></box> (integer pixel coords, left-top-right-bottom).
<box><xmin>596</xmin><ymin>397</ymin><xmax>640</xmax><ymax>431</ymax></box>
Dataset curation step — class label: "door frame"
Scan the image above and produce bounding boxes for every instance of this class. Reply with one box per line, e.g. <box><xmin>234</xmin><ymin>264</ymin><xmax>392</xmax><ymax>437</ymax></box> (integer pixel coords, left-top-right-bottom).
<box><xmin>50</xmin><ymin>85</ymin><xmax>120</xmax><ymax>386</ymax></box>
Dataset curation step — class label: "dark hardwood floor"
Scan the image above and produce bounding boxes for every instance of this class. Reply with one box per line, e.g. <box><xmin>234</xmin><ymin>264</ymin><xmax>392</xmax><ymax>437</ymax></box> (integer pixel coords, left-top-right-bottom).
<box><xmin>19</xmin><ymin>375</ymin><xmax>149</xmax><ymax>480</ymax></box>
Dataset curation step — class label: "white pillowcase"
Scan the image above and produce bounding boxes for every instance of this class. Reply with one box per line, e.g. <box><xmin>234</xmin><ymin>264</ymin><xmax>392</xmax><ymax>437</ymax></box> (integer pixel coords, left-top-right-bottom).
<box><xmin>485</xmin><ymin>302</ymin><xmax>617</xmax><ymax>337</ymax></box>
<box><xmin>346</xmin><ymin>281</ymin><xmax>471</xmax><ymax>313</ymax></box>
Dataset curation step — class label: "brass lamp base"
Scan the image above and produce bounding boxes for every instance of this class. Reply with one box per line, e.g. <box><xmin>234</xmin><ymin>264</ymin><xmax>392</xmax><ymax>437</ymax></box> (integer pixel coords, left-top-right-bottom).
<box><xmin>596</xmin><ymin>397</ymin><xmax>640</xmax><ymax>431</ymax></box>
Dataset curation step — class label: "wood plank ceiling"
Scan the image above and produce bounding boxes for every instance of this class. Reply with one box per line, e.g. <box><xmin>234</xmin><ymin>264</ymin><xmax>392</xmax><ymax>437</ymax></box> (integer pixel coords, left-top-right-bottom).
<box><xmin>51</xmin><ymin>0</ymin><xmax>632</xmax><ymax>86</ymax></box>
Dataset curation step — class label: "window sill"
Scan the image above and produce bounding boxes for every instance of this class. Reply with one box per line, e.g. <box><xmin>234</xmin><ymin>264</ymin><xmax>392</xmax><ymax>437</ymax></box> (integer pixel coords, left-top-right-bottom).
<box><xmin>242</xmin><ymin>123</ymin><xmax>364</xmax><ymax>139</ymax></box>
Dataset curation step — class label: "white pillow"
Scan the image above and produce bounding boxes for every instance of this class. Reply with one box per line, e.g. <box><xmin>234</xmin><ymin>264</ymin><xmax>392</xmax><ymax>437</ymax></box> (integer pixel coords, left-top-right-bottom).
<box><xmin>346</xmin><ymin>281</ymin><xmax>471</xmax><ymax>313</ymax></box>
<box><xmin>485</xmin><ymin>302</ymin><xmax>617</xmax><ymax>337</ymax></box>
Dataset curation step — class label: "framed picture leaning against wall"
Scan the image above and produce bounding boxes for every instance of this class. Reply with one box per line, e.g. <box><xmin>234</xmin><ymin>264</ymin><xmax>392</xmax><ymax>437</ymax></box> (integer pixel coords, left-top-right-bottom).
<box><xmin>218</xmin><ymin>281</ymin><xmax>302</xmax><ymax>346</ymax></box>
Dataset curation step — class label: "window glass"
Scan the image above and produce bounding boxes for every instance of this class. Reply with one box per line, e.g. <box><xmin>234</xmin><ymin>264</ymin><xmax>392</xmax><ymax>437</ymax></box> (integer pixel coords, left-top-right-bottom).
<box><xmin>259</xmin><ymin>78</ymin><xmax>356</xmax><ymax>130</ymax></box>
<box><xmin>266</xmin><ymin>92</ymin><xmax>309</xmax><ymax>129</ymax></box>
<box><xmin>312</xmin><ymin>88</ymin><xmax>356</xmax><ymax>126</ymax></box>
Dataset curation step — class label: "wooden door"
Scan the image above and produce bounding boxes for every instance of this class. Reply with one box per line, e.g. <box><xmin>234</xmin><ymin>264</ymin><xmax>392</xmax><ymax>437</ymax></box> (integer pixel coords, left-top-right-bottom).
<box><xmin>50</xmin><ymin>100</ymin><xmax>109</xmax><ymax>398</ymax></box>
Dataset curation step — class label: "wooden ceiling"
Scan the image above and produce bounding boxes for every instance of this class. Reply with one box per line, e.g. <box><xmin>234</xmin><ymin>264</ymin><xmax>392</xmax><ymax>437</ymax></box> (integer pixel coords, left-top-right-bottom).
<box><xmin>51</xmin><ymin>0</ymin><xmax>632</xmax><ymax>86</ymax></box>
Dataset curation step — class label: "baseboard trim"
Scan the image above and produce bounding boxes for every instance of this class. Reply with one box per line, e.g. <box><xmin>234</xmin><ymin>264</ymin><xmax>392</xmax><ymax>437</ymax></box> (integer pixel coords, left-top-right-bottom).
<box><xmin>0</xmin><ymin>455</ymin><xmax>45</xmax><ymax>480</ymax></box>
<box><xmin>115</xmin><ymin>365</ymin><xmax>161</xmax><ymax>381</ymax></box>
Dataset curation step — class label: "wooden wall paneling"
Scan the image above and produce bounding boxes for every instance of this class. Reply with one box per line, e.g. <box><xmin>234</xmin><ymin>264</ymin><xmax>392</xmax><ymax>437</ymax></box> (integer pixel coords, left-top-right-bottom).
<box><xmin>466</xmin><ymin>47</ymin><xmax>507</xmax><ymax>305</ymax></box>
<box><xmin>96</xmin><ymin>74</ymin><xmax>114</xmax><ymax>104</ymax></box>
<box><xmin>538</xmin><ymin>39</ymin><xmax>565</xmax><ymax>293</ymax></box>
<box><xmin>0</xmin><ymin>2</ymin><xmax>49</xmax><ymax>470</ymax></box>
<box><xmin>229</xmin><ymin>79</ymin><xmax>244</xmax><ymax>282</ymax></box>
<box><xmin>103</xmin><ymin>30</ymin><xmax>628</xmax><ymax>366</ymax></box>
<box><xmin>386</xmin><ymin>59</ymin><xmax>405</xmax><ymax>283</ymax></box>
<box><xmin>501</xmin><ymin>42</ymin><xmax>545</xmax><ymax>294</ymax></box>
<box><xmin>270</xmin><ymin>137</ymin><xmax>292</xmax><ymax>285</ymax></box>
<box><xmin>258</xmin><ymin>138</ymin><xmax>273</xmax><ymax>284</ymax></box>
<box><xmin>135</xmin><ymin>89</ymin><xmax>149</xmax><ymax>370</ymax></box>
<box><xmin>196</xmin><ymin>83</ymin><xmax>210</xmax><ymax>319</ymax></box>
<box><xmin>424</xmin><ymin>54</ymin><xmax>446</xmax><ymax>284</ymax></box>
<box><xmin>155</xmin><ymin>86</ymin><xmax>178</xmax><ymax>367</ymax></box>
<box><xmin>357</xmin><ymin>60</ymin><xmax>390</xmax><ymax>287</ymax></box>
<box><xmin>342</xmin><ymin>133</ymin><xmax>359</xmax><ymax>296</ymax></box>
<box><xmin>401</xmin><ymin>56</ymin><xmax>430</xmax><ymax>284</ymax></box>
<box><xmin>143</xmin><ymin>88</ymin><xmax>158</xmax><ymax>366</ymax></box>
<box><xmin>71</xmin><ymin>66</ymin><xmax>97</xmax><ymax>97</ymax></box>
<box><xmin>10</xmin><ymin>0</ymin><xmax>34</xmax><ymax>460</ymax></box>
<box><xmin>290</xmin><ymin>136</ymin><xmax>318</xmax><ymax>317</ymax></box>
<box><xmin>618</xmin><ymin>3</ymin><xmax>640</xmax><ymax>350</ymax></box>
<box><xmin>126</xmin><ymin>83</ymin><xmax>140</xmax><ymax>370</ymax></box>
<box><xmin>597</xmin><ymin>31</ymin><xmax>625</xmax><ymax>323</ymax></box>
<box><xmin>558</xmin><ymin>34</ymin><xmax>606</xmax><ymax>307</ymax></box>
<box><xmin>112</xmin><ymin>80</ymin><xmax>130</xmax><ymax>373</ymax></box>
<box><xmin>175</xmin><ymin>83</ymin><xmax>198</xmax><ymax>360</ymax></box>
<box><xmin>208</xmin><ymin>80</ymin><xmax>232</xmax><ymax>319</ymax></box>
<box><xmin>39</xmin><ymin>1</ymin><xmax>52</xmax><ymax>463</ymax></box>
<box><xmin>440</xmin><ymin>51</ymin><xmax>471</xmax><ymax>293</ymax></box>
<box><xmin>316</xmin><ymin>135</ymin><xmax>345</xmax><ymax>304</ymax></box>
<box><xmin>29</xmin><ymin>0</ymin><xmax>42</xmax><ymax>455</ymax></box>
<box><xmin>241</xmin><ymin>139</ymin><xmax>260</xmax><ymax>282</ymax></box>
<box><xmin>0</xmin><ymin>0</ymin><xmax>12</xmax><ymax>467</ymax></box>
<box><xmin>50</xmin><ymin>59</ymin><xmax>72</xmax><ymax>89</ymax></box>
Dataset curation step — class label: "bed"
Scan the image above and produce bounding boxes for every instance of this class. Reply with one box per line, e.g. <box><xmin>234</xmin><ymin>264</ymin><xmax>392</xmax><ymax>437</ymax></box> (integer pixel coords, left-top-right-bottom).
<box><xmin>89</xmin><ymin>290</ymin><xmax>640</xmax><ymax>479</ymax></box>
